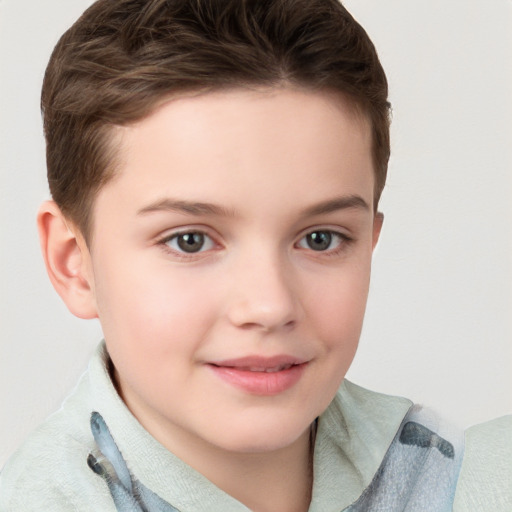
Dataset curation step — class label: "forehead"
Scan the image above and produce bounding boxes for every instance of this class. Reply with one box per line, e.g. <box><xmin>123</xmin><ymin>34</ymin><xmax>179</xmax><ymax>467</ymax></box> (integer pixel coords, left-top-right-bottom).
<box><xmin>97</xmin><ymin>87</ymin><xmax>374</xmax><ymax>218</ymax></box>
<box><xmin>124</xmin><ymin>86</ymin><xmax>371</xmax><ymax>149</ymax></box>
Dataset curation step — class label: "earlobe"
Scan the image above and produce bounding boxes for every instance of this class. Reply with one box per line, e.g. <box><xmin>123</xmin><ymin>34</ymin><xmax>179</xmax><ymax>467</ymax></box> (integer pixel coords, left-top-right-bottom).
<box><xmin>372</xmin><ymin>212</ymin><xmax>384</xmax><ymax>250</ymax></box>
<box><xmin>37</xmin><ymin>201</ymin><xmax>98</xmax><ymax>319</ymax></box>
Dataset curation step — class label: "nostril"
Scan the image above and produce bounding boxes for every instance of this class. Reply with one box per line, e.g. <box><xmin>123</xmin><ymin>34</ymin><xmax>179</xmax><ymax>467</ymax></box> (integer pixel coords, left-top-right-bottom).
<box><xmin>236</xmin><ymin>319</ymin><xmax>296</xmax><ymax>332</ymax></box>
<box><xmin>238</xmin><ymin>322</ymin><xmax>262</xmax><ymax>331</ymax></box>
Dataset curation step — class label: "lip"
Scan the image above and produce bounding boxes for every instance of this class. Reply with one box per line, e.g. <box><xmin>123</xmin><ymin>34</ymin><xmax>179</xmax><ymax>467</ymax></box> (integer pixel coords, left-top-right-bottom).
<box><xmin>206</xmin><ymin>355</ymin><xmax>308</xmax><ymax>396</ymax></box>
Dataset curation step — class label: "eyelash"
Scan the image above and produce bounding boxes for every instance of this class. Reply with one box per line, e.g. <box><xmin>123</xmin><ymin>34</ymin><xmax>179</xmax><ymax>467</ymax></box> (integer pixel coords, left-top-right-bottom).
<box><xmin>156</xmin><ymin>228</ymin><xmax>353</xmax><ymax>259</ymax></box>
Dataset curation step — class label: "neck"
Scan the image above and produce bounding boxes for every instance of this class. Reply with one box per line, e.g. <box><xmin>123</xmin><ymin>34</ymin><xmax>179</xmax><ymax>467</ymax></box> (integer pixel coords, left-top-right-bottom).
<box><xmin>162</xmin><ymin>423</ymin><xmax>314</xmax><ymax>512</ymax></box>
<box><xmin>210</xmin><ymin>427</ymin><xmax>314</xmax><ymax>512</ymax></box>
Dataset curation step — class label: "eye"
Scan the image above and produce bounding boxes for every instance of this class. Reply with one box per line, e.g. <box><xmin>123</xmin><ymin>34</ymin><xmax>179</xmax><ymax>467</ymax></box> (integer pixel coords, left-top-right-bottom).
<box><xmin>164</xmin><ymin>231</ymin><xmax>215</xmax><ymax>253</ymax></box>
<box><xmin>297</xmin><ymin>230</ymin><xmax>346</xmax><ymax>252</ymax></box>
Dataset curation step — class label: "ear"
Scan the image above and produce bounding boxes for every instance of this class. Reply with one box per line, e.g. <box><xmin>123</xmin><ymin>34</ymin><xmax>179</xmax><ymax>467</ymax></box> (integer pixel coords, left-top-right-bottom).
<box><xmin>372</xmin><ymin>212</ymin><xmax>384</xmax><ymax>250</ymax></box>
<box><xmin>37</xmin><ymin>200</ymin><xmax>98</xmax><ymax>319</ymax></box>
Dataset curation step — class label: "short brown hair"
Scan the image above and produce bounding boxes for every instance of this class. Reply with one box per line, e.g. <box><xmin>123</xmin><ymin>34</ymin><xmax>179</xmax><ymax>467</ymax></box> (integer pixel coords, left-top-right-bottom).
<box><xmin>42</xmin><ymin>0</ymin><xmax>391</xmax><ymax>243</ymax></box>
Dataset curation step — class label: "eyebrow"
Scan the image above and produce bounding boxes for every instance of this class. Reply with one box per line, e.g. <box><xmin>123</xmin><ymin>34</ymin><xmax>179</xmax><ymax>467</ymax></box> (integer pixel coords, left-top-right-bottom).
<box><xmin>137</xmin><ymin>198</ymin><xmax>236</xmax><ymax>217</ymax></box>
<box><xmin>301</xmin><ymin>195</ymin><xmax>370</xmax><ymax>216</ymax></box>
<box><xmin>137</xmin><ymin>194</ymin><xmax>370</xmax><ymax>218</ymax></box>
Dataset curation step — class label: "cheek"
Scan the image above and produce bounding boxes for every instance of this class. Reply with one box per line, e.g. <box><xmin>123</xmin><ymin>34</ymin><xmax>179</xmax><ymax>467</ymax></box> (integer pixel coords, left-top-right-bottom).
<box><xmin>95</xmin><ymin>265</ymin><xmax>223</xmax><ymax>408</ymax></box>
<box><xmin>307</xmin><ymin>259</ymin><xmax>371</xmax><ymax>340</ymax></box>
<box><xmin>304</xmin><ymin>262</ymin><xmax>371</xmax><ymax>404</ymax></box>
<box><xmin>94</xmin><ymin>258</ymin><xmax>220</xmax><ymax>359</ymax></box>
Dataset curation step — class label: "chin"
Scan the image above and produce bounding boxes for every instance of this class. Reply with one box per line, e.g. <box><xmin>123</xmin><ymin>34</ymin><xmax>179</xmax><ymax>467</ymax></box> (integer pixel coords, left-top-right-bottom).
<box><xmin>211</xmin><ymin>417</ymin><xmax>313</xmax><ymax>454</ymax></box>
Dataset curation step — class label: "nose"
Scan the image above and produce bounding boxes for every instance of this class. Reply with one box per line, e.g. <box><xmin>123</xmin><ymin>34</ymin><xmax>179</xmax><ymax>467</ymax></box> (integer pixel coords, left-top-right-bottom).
<box><xmin>226</xmin><ymin>248</ymin><xmax>300</xmax><ymax>332</ymax></box>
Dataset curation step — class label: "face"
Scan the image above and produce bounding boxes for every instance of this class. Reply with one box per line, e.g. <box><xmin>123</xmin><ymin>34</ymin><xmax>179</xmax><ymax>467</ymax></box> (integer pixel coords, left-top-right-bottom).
<box><xmin>83</xmin><ymin>87</ymin><xmax>381</xmax><ymax>462</ymax></box>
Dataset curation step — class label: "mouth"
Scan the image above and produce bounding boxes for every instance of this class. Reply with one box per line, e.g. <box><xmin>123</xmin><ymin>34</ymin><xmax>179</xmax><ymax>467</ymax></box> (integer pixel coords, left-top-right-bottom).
<box><xmin>212</xmin><ymin>363</ymin><xmax>297</xmax><ymax>373</ymax></box>
<box><xmin>206</xmin><ymin>356</ymin><xmax>308</xmax><ymax>395</ymax></box>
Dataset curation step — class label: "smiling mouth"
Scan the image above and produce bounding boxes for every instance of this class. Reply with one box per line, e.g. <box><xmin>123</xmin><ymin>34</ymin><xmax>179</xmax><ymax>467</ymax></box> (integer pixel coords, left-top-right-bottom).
<box><xmin>207</xmin><ymin>357</ymin><xmax>308</xmax><ymax>395</ymax></box>
<box><xmin>213</xmin><ymin>363</ymin><xmax>296</xmax><ymax>373</ymax></box>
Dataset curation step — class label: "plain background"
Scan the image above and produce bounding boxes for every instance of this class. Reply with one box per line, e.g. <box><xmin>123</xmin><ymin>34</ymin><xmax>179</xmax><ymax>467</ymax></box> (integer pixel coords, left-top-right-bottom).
<box><xmin>0</xmin><ymin>0</ymin><xmax>511</xmax><ymax>468</ymax></box>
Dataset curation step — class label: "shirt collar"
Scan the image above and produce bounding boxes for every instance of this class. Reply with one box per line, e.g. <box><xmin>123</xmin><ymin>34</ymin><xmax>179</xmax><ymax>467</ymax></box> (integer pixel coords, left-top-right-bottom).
<box><xmin>310</xmin><ymin>380</ymin><xmax>412</xmax><ymax>511</ymax></box>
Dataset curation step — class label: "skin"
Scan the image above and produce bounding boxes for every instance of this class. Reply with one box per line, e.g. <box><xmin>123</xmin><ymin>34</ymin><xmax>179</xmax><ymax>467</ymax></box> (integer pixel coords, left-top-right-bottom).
<box><xmin>39</xmin><ymin>87</ymin><xmax>382</xmax><ymax>512</ymax></box>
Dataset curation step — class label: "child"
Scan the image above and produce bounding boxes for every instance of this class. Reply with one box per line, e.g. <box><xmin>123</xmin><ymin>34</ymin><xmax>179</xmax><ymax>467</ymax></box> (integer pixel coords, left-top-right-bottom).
<box><xmin>0</xmin><ymin>0</ymin><xmax>510</xmax><ymax>510</ymax></box>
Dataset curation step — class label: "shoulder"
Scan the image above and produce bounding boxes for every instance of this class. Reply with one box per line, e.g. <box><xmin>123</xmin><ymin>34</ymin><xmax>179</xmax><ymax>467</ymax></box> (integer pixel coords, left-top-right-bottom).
<box><xmin>454</xmin><ymin>415</ymin><xmax>512</xmax><ymax>511</ymax></box>
<box><xmin>0</xmin><ymin>362</ymin><xmax>115</xmax><ymax>511</ymax></box>
<box><xmin>0</xmin><ymin>412</ymin><xmax>108</xmax><ymax>510</ymax></box>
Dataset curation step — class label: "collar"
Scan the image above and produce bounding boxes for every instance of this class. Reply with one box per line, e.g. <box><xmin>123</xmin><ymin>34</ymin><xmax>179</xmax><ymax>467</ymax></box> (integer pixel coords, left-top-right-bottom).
<box><xmin>310</xmin><ymin>380</ymin><xmax>412</xmax><ymax>511</ymax></box>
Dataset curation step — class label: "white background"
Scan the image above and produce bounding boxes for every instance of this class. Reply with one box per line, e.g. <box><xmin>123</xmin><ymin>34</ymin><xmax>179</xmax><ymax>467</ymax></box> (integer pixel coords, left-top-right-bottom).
<box><xmin>1</xmin><ymin>0</ymin><xmax>511</xmax><ymax>467</ymax></box>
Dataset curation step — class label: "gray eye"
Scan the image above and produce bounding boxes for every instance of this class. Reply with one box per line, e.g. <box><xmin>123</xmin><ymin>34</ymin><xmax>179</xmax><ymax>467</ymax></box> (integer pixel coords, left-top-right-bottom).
<box><xmin>305</xmin><ymin>231</ymin><xmax>332</xmax><ymax>251</ymax></box>
<box><xmin>298</xmin><ymin>230</ymin><xmax>345</xmax><ymax>252</ymax></box>
<box><xmin>166</xmin><ymin>232</ymin><xmax>214</xmax><ymax>253</ymax></box>
<box><xmin>177</xmin><ymin>233</ymin><xmax>204</xmax><ymax>252</ymax></box>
